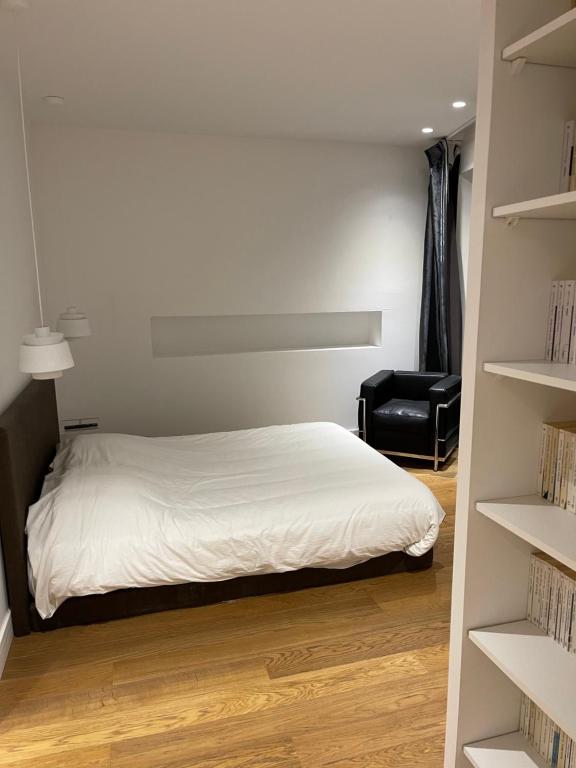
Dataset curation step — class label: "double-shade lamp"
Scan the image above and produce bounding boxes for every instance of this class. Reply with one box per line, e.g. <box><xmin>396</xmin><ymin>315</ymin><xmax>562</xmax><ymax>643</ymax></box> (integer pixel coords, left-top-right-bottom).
<box><xmin>19</xmin><ymin>307</ymin><xmax>91</xmax><ymax>380</ymax></box>
<box><xmin>14</xmin><ymin>41</ymin><xmax>91</xmax><ymax>382</ymax></box>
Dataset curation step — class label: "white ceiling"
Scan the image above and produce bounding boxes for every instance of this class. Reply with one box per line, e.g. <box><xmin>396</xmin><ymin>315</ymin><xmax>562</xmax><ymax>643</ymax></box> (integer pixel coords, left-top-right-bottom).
<box><xmin>3</xmin><ymin>0</ymin><xmax>480</xmax><ymax>144</ymax></box>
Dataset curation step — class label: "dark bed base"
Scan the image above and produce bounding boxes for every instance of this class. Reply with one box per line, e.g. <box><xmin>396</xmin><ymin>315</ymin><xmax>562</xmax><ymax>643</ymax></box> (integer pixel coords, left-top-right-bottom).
<box><xmin>32</xmin><ymin>548</ymin><xmax>433</xmax><ymax>632</ymax></box>
<box><xmin>0</xmin><ymin>380</ymin><xmax>433</xmax><ymax>636</ymax></box>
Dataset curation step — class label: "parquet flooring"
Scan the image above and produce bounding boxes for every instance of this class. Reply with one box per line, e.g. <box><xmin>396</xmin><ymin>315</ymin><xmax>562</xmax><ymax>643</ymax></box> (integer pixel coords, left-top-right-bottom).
<box><xmin>0</xmin><ymin>453</ymin><xmax>456</xmax><ymax>767</ymax></box>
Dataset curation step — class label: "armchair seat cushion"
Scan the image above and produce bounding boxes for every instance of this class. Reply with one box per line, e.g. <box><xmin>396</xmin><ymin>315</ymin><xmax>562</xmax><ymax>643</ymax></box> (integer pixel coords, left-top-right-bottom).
<box><xmin>373</xmin><ymin>399</ymin><xmax>430</xmax><ymax>435</ymax></box>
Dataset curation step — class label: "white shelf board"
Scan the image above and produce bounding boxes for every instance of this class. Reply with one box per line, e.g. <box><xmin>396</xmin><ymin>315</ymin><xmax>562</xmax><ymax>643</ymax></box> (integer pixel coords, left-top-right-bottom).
<box><xmin>477</xmin><ymin>496</ymin><xmax>576</xmax><ymax>573</ymax></box>
<box><xmin>484</xmin><ymin>361</ymin><xmax>576</xmax><ymax>392</ymax></box>
<box><xmin>493</xmin><ymin>191</ymin><xmax>576</xmax><ymax>220</ymax></box>
<box><xmin>464</xmin><ymin>732</ymin><xmax>548</xmax><ymax>768</ymax></box>
<box><xmin>502</xmin><ymin>8</ymin><xmax>576</xmax><ymax>68</ymax></box>
<box><xmin>469</xmin><ymin>621</ymin><xmax>576</xmax><ymax>741</ymax></box>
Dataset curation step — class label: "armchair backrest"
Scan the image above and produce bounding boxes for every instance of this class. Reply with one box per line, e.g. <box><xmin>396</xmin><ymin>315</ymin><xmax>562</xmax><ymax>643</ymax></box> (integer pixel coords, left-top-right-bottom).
<box><xmin>393</xmin><ymin>371</ymin><xmax>447</xmax><ymax>400</ymax></box>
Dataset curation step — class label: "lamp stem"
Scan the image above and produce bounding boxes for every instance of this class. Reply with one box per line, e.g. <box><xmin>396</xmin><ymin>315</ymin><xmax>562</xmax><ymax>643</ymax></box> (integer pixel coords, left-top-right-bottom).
<box><xmin>17</xmin><ymin>47</ymin><xmax>44</xmax><ymax>327</ymax></box>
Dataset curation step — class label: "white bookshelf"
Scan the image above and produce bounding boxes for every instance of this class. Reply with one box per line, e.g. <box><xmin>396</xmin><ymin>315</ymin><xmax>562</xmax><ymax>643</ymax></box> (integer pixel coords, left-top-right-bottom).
<box><xmin>477</xmin><ymin>496</ymin><xmax>576</xmax><ymax>573</ymax></box>
<box><xmin>493</xmin><ymin>191</ymin><xmax>576</xmax><ymax>221</ymax></box>
<box><xmin>502</xmin><ymin>8</ymin><xmax>576</xmax><ymax>69</ymax></box>
<box><xmin>483</xmin><ymin>362</ymin><xmax>576</xmax><ymax>393</ymax></box>
<box><xmin>464</xmin><ymin>732</ymin><xmax>549</xmax><ymax>768</ymax></box>
<box><xmin>444</xmin><ymin>1</ymin><xmax>576</xmax><ymax>766</ymax></box>
<box><xmin>469</xmin><ymin>621</ymin><xmax>576</xmax><ymax>741</ymax></box>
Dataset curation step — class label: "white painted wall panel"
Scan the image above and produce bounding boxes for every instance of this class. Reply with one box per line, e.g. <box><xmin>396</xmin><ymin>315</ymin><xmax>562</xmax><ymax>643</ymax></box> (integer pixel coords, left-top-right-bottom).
<box><xmin>31</xmin><ymin>126</ymin><xmax>427</xmax><ymax>435</ymax></box>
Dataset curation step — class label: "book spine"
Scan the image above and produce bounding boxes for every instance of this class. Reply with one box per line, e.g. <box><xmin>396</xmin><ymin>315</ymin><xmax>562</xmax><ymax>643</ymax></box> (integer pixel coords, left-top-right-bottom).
<box><xmin>561</xmin><ymin>433</ymin><xmax>573</xmax><ymax>509</ymax></box>
<box><xmin>548</xmin><ymin>281</ymin><xmax>560</xmax><ymax>361</ymax></box>
<box><xmin>560</xmin><ymin>575</ymin><xmax>567</xmax><ymax>648</ymax></box>
<box><xmin>557</xmin><ymin>575</ymin><xmax>565</xmax><ymax>644</ymax></box>
<box><xmin>564</xmin><ymin>576</ymin><xmax>573</xmax><ymax>648</ymax></box>
<box><xmin>560</xmin><ymin>121</ymin><xmax>575</xmax><ymax>193</ymax></box>
<box><xmin>543</xmin><ymin>561</ymin><xmax>553</xmax><ymax>632</ymax></box>
<box><xmin>548</xmin><ymin>567</ymin><xmax>557</xmax><ymax>637</ymax></box>
<box><xmin>561</xmin><ymin>122</ymin><xmax>569</xmax><ymax>193</ymax></box>
<box><xmin>561</xmin><ymin>731</ymin><xmax>568</xmax><ymax>768</ymax></box>
<box><xmin>569</xmin><ymin>433</ymin><xmax>576</xmax><ymax>513</ymax></box>
<box><xmin>555</xmin><ymin>430</ymin><xmax>566</xmax><ymax>506</ymax></box>
<box><xmin>554</xmin><ymin>282</ymin><xmax>566</xmax><ymax>363</ymax></box>
<box><xmin>527</xmin><ymin>555</ymin><xmax>535</xmax><ymax>623</ymax></box>
<box><xmin>534</xmin><ymin>557</ymin><xmax>543</xmax><ymax>629</ymax></box>
<box><xmin>572</xmin><ymin>588</ymin><xmax>576</xmax><ymax>654</ymax></box>
<box><xmin>571</xmin><ymin>294</ymin><xmax>576</xmax><ymax>365</ymax></box>
<box><xmin>535</xmin><ymin>706</ymin><xmax>543</xmax><ymax>753</ymax></box>
<box><xmin>539</xmin><ymin>424</ymin><xmax>549</xmax><ymax>495</ymax></box>
<box><xmin>540</xmin><ymin>560</ymin><xmax>549</xmax><ymax>631</ymax></box>
<box><xmin>567</xmin><ymin>577</ymin><xmax>575</xmax><ymax>651</ymax></box>
<box><xmin>542</xmin><ymin>424</ymin><xmax>555</xmax><ymax>499</ymax></box>
<box><xmin>549</xmin><ymin>427</ymin><xmax>560</xmax><ymax>502</ymax></box>
<box><xmin>569</xmin><ymin>123</ymin><xmax>576</xmax><ymax>193</ymax></box>
<box><xmin>561</xmin><ymin>281</ymin><xmax>576</xmax><ymax>363</ymax></box>
<box><xmin>542</xmin><ymin>715</ymin><xmax>550</xmax><ymax>760</ymax></box>
<box><xmin>541</xmin><ymin>559</ymin><xmax>550</xmax><ymax>631</ymax></box>
<box><xmin>565</xmin><ymin>577</ymin><xmax>572</xmax><ymax>650</ymax></box>
<box><xmin>520</xmin><ymin>692</ymin><xmax>527</xmax><ymax>735</ymax></box>
<box><xmin>555</xmin><ymin>730</ymin><xmax>563</xmax><ymax>768</ymax></box>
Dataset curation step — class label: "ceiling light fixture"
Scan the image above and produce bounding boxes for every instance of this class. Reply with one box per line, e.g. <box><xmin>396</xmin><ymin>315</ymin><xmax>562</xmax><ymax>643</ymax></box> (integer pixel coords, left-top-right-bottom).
<box><xmin>57</xmin><ymin>307</ymin><xmax>91</xmax><ymax>339</ymax></box>
<box><xmin>422</xmin><ymin>127</ymin><xmax>434</xmax><ymax>134</ymax></box>
<box><xmin>43</xmin><ymin>95</ymin><xmax>65</xmax><ymax>106</ymax></box>
<box><xmin>452</xmin><ymin>101</ymin><xmax>467</xmax><ymax>109</ymax></box>
<box><xmin>20</xmin><ymin>328</ymin><xmax>74</xmax><ymax>380</ymax></box>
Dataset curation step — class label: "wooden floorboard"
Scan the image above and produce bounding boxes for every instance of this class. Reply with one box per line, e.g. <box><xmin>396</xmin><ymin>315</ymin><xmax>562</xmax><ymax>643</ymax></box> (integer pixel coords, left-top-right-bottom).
<box><xmin>0</xmin><ymin>454</ymin><xmax>455</xmax><ymax>767</ymax></box>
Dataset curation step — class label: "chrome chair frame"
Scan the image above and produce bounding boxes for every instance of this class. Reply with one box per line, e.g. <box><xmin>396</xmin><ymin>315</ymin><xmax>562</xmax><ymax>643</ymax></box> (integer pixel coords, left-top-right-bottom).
<box><xmin>357</xmin><ymin>392</ymin><xmax>460</xmax><ymax>471</ymax></box>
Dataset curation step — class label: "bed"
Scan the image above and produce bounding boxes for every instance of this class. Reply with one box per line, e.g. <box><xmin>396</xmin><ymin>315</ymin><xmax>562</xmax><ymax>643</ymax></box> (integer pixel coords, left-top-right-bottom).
<box><xmin>0</xmin><ymin>381</ymin><xmax>444</xmax><ymax>636</ymax></box>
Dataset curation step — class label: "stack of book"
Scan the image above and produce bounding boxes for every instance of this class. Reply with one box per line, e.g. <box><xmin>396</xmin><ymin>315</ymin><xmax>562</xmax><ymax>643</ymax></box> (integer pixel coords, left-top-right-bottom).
<box><xmin>546</xmin><ymin>281</ymin><xmax>576</xmax><ymax>363</ymax></box>
<box><xmin>538</xmin><ymin>421</ymin><xmax>576</xmax><ymax>508</ymax></box>
<box><xmin>560</xmin><ymin>120</ymin><xmax>576</xmax><ymax>193</ymax></box>
<box><xmin>527</xmin><ymin>552</ymin><xmax>576</xmax><ymax>651</ymax></box>
<box><xmin>520</xmin><ymin>693</ymin><xmax>575</xmax><ymax>767</ymax></box>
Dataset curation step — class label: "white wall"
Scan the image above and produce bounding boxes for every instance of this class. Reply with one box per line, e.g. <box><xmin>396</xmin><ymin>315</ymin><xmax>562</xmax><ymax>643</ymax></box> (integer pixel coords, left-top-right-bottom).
<box><xmin>0</xmin><ymin>56</ymin><xmax>39</xmax><ymax>670</ymax></box>
<box><xmin>31</xmin><ymin>125</ymin><xmax>427</xmax><ymax>436</ymax></box>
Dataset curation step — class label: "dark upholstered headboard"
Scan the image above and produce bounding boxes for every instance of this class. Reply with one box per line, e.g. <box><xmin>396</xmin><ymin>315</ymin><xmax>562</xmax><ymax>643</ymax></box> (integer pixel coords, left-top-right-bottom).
<box><xmin>0</xmin><ymin>380</ymin><xmax>59</xmax><ymax>635</ymax></box>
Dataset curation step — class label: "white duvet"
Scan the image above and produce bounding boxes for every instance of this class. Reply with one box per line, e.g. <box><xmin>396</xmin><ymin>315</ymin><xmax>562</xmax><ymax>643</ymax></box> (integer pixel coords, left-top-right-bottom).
<box><xmin>27</xmin><ymin>422</ymin><xmax>445</xmax><ymax>619</ymax></box>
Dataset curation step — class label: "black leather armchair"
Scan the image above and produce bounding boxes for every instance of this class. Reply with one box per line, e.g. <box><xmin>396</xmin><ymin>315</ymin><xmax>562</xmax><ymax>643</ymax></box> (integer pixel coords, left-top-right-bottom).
<box><xmin>358</xmin><ymin>370</ymin><xmax>461</xmax><ymax>471</ymax></box>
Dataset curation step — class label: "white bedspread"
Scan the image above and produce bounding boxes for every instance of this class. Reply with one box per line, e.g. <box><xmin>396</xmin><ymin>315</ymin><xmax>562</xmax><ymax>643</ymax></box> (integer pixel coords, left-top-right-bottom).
<box><xmin>27</xmin><ymin>422</ymin><xmax>445</xmax><ymax>619</ymax></box>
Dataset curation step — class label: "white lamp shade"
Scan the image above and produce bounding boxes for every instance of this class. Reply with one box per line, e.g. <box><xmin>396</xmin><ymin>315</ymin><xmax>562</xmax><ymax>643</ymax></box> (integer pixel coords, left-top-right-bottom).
<box><xmin>57</xmin><ymin>306</ymin><xmax>91</xmax><ymax>339</ymax></box>
<box><xmin>19</xmin><ymin>327</ymin><xmax>74</xmax><ymax>380</ymax></box>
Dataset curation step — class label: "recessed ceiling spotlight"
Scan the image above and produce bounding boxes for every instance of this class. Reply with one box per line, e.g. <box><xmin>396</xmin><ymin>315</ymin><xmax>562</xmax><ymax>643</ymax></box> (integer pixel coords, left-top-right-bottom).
<box><xmin>421</xmin><ymin>127</ymin><xmax>434</xmax><ymax>134</ymax></box>
<box><xmin>43</xmin><ymin>95</ymin><xmax>65</xmax><ymax>106</ymax></box>
<box><xmin>452</xmin><ymin>100</ymin><xmax>467</xmax><ymax>109</ymax></box>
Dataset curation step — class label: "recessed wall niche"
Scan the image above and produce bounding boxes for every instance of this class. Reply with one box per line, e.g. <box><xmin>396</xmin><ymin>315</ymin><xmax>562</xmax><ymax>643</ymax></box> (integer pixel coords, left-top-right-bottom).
<box><xmin>151</xmin><ymin>312</ymin><xmax>383</xmax><ymax>357</ymax></box>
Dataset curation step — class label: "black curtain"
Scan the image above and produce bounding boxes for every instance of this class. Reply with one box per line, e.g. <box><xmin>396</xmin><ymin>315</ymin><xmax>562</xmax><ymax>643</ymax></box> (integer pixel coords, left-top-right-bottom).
<box><xmin>419</xmin><ymin>138</ymin><xmax>462</xmax><ymax>375</ymax></box>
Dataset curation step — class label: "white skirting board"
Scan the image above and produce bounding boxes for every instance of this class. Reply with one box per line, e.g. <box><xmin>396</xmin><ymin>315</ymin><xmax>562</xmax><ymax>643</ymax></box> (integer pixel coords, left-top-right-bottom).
<box><xmin>0</xmin><ymin>611</ymin><xmax>13</xmax><ymax>678</ymax></box>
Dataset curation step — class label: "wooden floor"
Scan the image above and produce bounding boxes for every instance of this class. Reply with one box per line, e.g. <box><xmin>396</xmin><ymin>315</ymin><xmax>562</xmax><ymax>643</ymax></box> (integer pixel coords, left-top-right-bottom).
<box><xmin>0</xmin><ymin>456</ymin><xmax>456</xmax><ymax>768</ymax></box>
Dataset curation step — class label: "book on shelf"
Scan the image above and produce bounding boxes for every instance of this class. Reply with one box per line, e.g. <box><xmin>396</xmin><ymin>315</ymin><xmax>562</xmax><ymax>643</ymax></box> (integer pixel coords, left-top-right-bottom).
<box><xmin>538</xmin><ymin>421</ymin><xmax>576</xmax><ymax>509</ymax></box>
<box><xmin>546</xmin><ymin>281</ymin><xmax>576</xmax><ymax>363</ymax></box>
<box><xmin>560</xmin><ymin>120</ymin><xmax>576</xmax><ymax>194</ymax></box>
<box><xmin>520</xmin><ymin>693</ymin><xmax>575</xmax><ymax>768</ymax></box>
<box><xmin>527</xmin><ymin>552</ymin><xmax>576</xmax><ymax>652</ymax></box>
